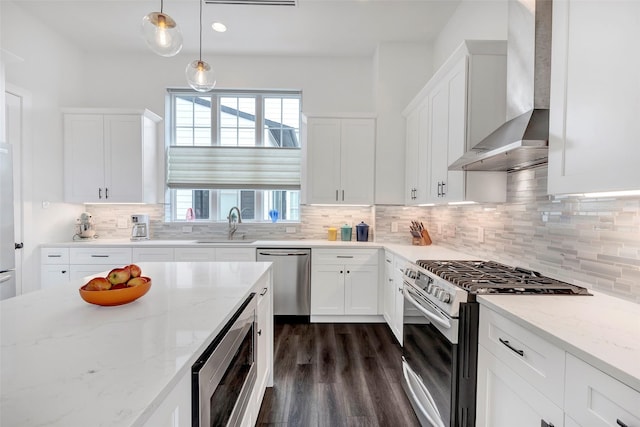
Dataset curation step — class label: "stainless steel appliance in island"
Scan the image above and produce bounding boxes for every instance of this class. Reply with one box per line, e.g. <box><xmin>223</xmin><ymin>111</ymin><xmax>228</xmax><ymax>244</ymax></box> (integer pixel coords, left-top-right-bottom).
<box><xmin>401</xmin><ymin>260</ymin><xmax>591</xmax><ymax>427</ymax></box>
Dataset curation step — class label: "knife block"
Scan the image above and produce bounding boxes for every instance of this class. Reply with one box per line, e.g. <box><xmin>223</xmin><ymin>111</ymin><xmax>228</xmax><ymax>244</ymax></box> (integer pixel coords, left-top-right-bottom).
<box><xmin>412</xmin><ymin>229</ymin><xmax>432</xmax><ymax>246</ymax></box>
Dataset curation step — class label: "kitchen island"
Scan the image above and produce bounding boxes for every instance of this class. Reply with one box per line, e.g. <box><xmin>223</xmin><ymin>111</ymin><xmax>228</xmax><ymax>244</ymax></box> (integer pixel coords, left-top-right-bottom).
<box><xmin>0</xmin><ymin>261</ymin><xmax>272</xmax><ymax>427</ymax></box>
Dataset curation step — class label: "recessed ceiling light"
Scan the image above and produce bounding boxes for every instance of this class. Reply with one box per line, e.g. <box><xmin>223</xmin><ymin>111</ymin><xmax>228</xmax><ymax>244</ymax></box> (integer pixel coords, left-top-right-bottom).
<box><xmin>212</xmin><ymin>22</ymin><xmax>227</xmax><ymax>32</ymax></box>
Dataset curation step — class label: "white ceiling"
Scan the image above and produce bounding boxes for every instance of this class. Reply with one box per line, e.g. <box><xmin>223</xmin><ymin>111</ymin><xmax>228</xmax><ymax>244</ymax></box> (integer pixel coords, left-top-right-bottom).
<box><xmin>12</xmin><ymin>0</ymin><xmax>462</xmax><ymax>57</ymax></box>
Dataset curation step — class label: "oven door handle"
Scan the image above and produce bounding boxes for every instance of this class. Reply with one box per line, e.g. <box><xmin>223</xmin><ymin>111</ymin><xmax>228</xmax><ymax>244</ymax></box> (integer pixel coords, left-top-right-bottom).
<box><xmin>404</xmin><ymin>287</ymin><xmax>451</xmax><ymax>329</ymax></box>
<box><xmin>402</xmin><ymin>360</ymin><xmax>446</xmax><ymax>427</ymax></box>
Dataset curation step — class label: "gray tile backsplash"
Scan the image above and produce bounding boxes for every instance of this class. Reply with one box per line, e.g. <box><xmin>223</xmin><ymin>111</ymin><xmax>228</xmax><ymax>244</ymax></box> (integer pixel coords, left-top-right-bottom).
<box><xmin>86</xmin><ymin>165</ymin><xmax>640</xmax><ymax>303</ymax></box>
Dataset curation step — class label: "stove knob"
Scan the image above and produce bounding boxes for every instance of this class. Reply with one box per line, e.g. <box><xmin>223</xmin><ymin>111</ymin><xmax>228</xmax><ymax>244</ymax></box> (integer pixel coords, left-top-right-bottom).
<box><xmin>438</xmin><ymin>291</ymin><xmax>452</xmax><ymax>304</ymax></box>
<box><xmin>426</xmin><ymin>283</ymin><xmax>435</xmax><ymax>294</ymax></box>
<box><xmin>433</xmin><ymin>287</ymin><xmax>443</xmax><ymax>298</ymax></box>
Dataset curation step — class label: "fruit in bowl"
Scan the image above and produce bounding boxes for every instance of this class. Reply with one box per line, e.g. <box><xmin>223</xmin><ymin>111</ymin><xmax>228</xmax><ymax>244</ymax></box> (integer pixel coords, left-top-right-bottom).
<box><xmin>79</xmin><ymin>264</ymin><xmax>151</xmax><ymax>306</ymax></box>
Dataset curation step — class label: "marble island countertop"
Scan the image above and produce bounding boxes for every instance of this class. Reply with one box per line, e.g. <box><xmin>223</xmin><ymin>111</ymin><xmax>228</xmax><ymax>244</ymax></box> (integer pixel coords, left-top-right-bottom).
<box><xmin>478</xmin><ymin>291</ymin><xmax>640</xmax><ymax>393</ymax></box>
<box><xmin>1</xmin><ymin>261</ymin><xmax>272</xmax><ymax>427</ymax></box>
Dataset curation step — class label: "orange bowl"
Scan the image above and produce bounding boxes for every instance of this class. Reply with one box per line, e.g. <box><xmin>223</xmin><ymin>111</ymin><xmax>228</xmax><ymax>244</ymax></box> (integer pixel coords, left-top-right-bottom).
<box><xmin>79</xmin><ymin>278</ymin><xmax>152</xmax><ymax>306</ymax></box>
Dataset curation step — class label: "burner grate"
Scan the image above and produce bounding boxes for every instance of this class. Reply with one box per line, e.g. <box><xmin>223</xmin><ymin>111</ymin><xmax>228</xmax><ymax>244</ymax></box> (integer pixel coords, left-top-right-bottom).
<box><xmin>416</xmin><ymin>260</ymin><xmax>591</xmax><ymax>295</ymax></box>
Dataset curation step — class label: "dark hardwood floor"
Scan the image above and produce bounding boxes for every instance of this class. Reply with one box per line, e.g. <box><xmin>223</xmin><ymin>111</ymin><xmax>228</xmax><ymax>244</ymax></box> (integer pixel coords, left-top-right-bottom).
<box><xmin>256</xmin><ymin>322</ymin><xmax>421</xmax><ymax>427</ymax></box>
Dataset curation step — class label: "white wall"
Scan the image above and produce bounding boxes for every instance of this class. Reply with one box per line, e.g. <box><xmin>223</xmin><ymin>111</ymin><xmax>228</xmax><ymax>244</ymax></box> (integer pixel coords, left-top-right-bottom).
<box><xmin>1</xmin><ymin>1</ymin><xmax>86</xmax><ymax>293</ymax></box>
<box><xmin>433</xmin><ymin>0</ymin><xmax>508</xmax><ymax>69</ymax></box>
<box><xmin>373</xmin><ymin>42</ymin><xmax>433</xmax><ymax>205</ymax></box>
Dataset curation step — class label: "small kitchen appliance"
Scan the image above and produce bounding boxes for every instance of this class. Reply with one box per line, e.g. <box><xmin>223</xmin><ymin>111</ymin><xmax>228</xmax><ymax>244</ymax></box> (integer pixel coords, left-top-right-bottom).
<box><xmin>131</xmin><ymin>214</ymin><xmax>150</xmax><ymax>240</ymax></box>
<box><xmin>355</xmin><ymin>221</ymin><xmax>369</xmax><ymax>242</ymax></box>
<box><xmin>401</xmin><ymin>259</ymin><xmax>591</xmax><ymax>427</ymax></box>
<box><xmin>73</xmin><ymin>212</ymin><xmax>97</xmax><ymax>240</ymax></box>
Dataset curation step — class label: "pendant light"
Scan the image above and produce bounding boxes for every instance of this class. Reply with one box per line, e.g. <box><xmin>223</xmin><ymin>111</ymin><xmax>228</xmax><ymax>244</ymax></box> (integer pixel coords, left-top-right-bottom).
<box><xmin>142</xmin><ymin>0</ymin><xmax>183</xmax><ymax>57</ymax></box>
<box><xmin>186</xmin><ymin>0</ymin><xmax>216</xmax><ymax>92</ymax></box>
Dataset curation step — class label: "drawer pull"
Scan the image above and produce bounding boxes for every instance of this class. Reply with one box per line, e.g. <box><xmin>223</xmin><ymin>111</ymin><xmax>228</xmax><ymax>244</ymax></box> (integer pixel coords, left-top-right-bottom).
<box><xmin>616</xmin><ymin>420</ymin><xmax>628</xmax><ymax>427</ymax></box>
<box><xmin>48</xmin><ymin>255</ymin><xmax>62</xmax><ymax>258</ymax></box>
<box><xmin>336</xmin><ymin>255</ymin><xmax>354</xmax><ymax>259</ymax></box>
<box><xmin>541</xmin><ymin>421</ymin><xmax>554</xmax><ymax>427</ymax></box>
<box><xmin>260</xmin><ymin>287</ymin><xmax>268</xmax><ymax>296</ymax></box>
<box><xmin>499</xmin><ymin>338</ymin><xmax>524</xmax><ymax>357</ymax></box>
<box><xmin>91</xmin><ymin>255</ymin><xmax>110</xmax><ymax>258</ymax></box>
<box><xmin>257</xmin><ymin>329</ymin><xmax>262</xmax><ymax>336</ymax></box>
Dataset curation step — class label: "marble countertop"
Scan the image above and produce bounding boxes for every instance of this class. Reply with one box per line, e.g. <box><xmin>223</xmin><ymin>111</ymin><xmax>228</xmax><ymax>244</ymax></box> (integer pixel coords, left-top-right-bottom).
<box><xmin>1</xmin><ymin>261</ymin><xmax>272</xmax><ymax>427</ymax></box>
<box><xmin>478</xmin><ymin>292</ymin><xmax>640</xmax><ymax>393</ymax></box>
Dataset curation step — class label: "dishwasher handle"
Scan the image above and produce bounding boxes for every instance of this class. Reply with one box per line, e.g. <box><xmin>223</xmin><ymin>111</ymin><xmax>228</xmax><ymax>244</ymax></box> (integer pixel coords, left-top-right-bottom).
<box><xmin>258</xmin><ymin>251</ymin><xmax>309</xmax><ymax>257</ymax></box>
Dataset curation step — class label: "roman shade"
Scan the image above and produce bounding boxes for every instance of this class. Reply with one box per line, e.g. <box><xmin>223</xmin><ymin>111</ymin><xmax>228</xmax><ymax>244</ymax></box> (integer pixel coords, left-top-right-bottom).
<box><xmin>166</xmin><ymin>146</ymin><xmax>301</xmax><ymax>190</ymax></box>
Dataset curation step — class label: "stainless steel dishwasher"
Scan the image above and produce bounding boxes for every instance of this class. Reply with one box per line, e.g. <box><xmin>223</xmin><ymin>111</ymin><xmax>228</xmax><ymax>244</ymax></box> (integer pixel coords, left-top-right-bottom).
<box><xmin>257</xmin><ymin>248</ymin><xmax>311</xmax><ymax>322</ymax></box>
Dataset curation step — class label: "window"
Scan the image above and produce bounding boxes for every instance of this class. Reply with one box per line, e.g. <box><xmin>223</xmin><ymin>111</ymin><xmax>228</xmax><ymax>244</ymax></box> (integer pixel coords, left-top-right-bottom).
<box><xmin>166</xmin><ymin>90</ymin><xmax>302</xmax><ymax>222</ymax></box>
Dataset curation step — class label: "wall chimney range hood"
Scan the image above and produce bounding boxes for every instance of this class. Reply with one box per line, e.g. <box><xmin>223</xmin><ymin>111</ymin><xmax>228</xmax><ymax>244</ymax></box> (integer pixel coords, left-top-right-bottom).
<box><xmin>449</xmin><ymin>0</ymin><xmax>552</xmax><ymax>172</ymax></box>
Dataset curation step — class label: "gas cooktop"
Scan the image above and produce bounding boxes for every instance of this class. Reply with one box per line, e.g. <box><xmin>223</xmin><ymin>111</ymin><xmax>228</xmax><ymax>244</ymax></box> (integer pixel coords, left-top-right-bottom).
<box><xmin>415</xmin><ymin>260</ymin><xmax>592</xmax><ymax>295</ymax></box>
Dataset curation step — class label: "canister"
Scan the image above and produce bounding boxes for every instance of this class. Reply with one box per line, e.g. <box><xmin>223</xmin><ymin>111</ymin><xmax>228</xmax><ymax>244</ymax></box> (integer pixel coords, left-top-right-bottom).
<box><xmin>356</xmin><ymin>221</ymin><xmax>369</xmax><ymax>242</ymax></box>
<box><xmin>327</xmin><ymin>227</ymin><xmax>337</xmax><ymax>241</ymax></box>
<box><xmin>340</xmin><ymin>224</ymin><xmax>352</xmax><ymax>241</ymax></box>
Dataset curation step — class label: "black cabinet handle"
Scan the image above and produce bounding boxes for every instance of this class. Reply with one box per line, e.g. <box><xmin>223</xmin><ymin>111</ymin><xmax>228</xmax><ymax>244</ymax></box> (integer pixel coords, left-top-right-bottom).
<box><xmin>499</xmin><ymin>338</ymin><xmax>525</xmax><ymax>356</ymax></box>
<box><xmin>617</xmin><ymin>420</ymin><xmax>628</xmax><ymax>427</ymax></box>
<box><xmin>105</xmin><ymin>188</ymin><xmax>109</xmax><ymax>199</ymax></box>
<box><xmin>15</xmin><ymin>242</ymin><xmax>23</xmax><ymax>249</ymax></box>
<box><xmin>61</xmin><ymin>270</ymin><xmax>67</xmax><ymax>274</ymax></box>
<box><xmin>98</xmin><ymin>188</ymin><xmax>102</xmax><ymax>199</ymax></box>
<box><xmin>91</xmin><ymin>255</ymin><xmax>109</xmax><ymax>258</ymax></box>
<box><xmin>260</xmin><ymin>287</ymin><xmax>268</xmax><ymax>296</ymax></box>
<box><xmin>257</xmin><ymin>329</ymin><xmax>262</xmax><ymax>336</ymax></box>
<box><xmin>541</xmin><ymin>420</ymin><xmax>554</xmax><ymax>427</ymax></box>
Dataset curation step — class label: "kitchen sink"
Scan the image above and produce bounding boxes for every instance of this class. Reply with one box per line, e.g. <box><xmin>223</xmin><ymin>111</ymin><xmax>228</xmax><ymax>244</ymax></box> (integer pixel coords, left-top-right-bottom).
<box><xmin>194</xmin><ymin>240</ymin><xmax>255</xmax><ymax>244</ymax></box>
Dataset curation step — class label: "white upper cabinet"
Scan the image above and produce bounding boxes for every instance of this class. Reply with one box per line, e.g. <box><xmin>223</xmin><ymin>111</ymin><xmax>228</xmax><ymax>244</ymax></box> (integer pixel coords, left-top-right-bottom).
<box><xmin>403</xmin><ymin>41</ymin><xmax>508</xmax><ymax>205</ymax></box>
<box><xmin>302</xmin><ymin>115</ymin><xmax>375</xmax><ymax>205</ymax></box>
<box><xmin>548</xmin><ymin>0</ymin><xmax>640</xmax><ymax>195</ymax></box>
<box><xmin>63</xmin><ymin>109</ymin><xmax>161</xmax><ymax>203</ymax></box>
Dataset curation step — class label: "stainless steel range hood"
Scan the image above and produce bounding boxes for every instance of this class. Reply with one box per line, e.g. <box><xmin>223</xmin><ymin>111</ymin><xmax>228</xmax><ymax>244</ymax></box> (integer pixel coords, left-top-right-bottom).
<box><xmin>449</xmin><ymin>0</ymin><xmax>552</xmax><ymax>172</ymax></box>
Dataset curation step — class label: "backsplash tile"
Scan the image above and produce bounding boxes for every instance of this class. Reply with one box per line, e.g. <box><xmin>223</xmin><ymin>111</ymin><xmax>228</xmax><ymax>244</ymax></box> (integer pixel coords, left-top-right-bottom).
<box><xmin>423</xmin><ymin>166</ymin><xmax>640</xmax><ymax>303</ymax></box>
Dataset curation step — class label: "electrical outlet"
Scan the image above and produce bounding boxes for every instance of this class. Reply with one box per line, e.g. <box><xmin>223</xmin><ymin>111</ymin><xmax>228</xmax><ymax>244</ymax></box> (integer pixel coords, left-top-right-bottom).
<box><xmin>477</xmin><ymin>227</ymin><xmax>484</xmax><ymax>243</ymax></box>
<box><xmin>391</xmin><ymin>222</ymin><xmax>398</xmax><ymax>232</ymax></box>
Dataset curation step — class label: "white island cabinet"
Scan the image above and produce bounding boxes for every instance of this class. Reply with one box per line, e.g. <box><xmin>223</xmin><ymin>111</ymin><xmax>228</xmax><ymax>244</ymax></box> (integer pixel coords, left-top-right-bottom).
<box><xmin>1</xmin><ymin>262</ymin><xmax>273</xmax><ymax>427</ymax></box>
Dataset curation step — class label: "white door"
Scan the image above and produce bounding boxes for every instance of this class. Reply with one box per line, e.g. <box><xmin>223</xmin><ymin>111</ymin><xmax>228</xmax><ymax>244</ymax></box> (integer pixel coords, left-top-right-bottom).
<box><xmin>5</xmin><ymin>90</ymin><xmax>23</xmax><ymax>295</ymax></box>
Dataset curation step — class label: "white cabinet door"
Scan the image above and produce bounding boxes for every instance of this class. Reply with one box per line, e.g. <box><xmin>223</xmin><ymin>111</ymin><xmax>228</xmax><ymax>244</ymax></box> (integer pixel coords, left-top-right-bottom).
<box><xmin>428</xmin><ymin>77</ymin><xmax>451</xmax><ymax>202</ymax></box>
<box><xmin>476</xmin><ymin>345</ymin><xmax>564</xmax><ymax>427</ymax></box>
<box><xmin>340</xmin><ymin>119</ymin><xmax>375</xmax><ymax>205</ymax></box>
<box><xmin>63</xmin><ymin>109</ymin><xmax>160</xmax><ymax>203</ymax></box>
<box><xmin>41</xmin><ymin>265</ymin><xmax>70</xmax><ymax>289</ymax></box>
<box><xmin>382</xmin><ymin>252</ymin><xmax>395</xmax><ymax>325</ymax></box>
<box><xmin>564</xmin><ymin>353</ymin><xmax>640</xmax><ymax>427</ymax></box>
<box><xmin>344</xmin><ymin>264</ymin><xmax>378</xmax><ymax>315</ymax></box>
<box><xmin>310</xmin><ymin>264</ymin><xmax>344</xmax><ymax>315</ymax></box>
<box><xmin>303</xmin><ymin>116</ymin><xmax>375</xmax><ymax>205</ymax></box>
<box><xmin>304</xmin><ymin>118</ymin><xmax>342</xmax><ymax>204</ymax></box>
<box><xmin>63</xmin><ymin>114</ymin><xmax>105</xmax><ymax>202</ymax></box>
<box><xmin>404</xmin><ymin>102</ymin><xmax>430</xmax><ymax>205</ymax></box>
<box><xmin>104</xmin><ymin>115</ymin><xmax>145</xmax><ymax>202</ymax></box>
<box><xmin>255</xmin><ymin>281</ymin><xmax>273</xmax><ymax>410</ymax></box>
<box><xmin>549</xmin><ymin>0</ymin><xmax>640</xmax><ymax>195</ymax></box>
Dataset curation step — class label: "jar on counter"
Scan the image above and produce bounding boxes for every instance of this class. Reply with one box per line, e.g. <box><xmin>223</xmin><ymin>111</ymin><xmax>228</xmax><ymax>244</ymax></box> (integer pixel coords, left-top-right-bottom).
<box><xmin>327</xmin><ymin>227</ymin><xmax>337</xmax><ymax>241</ymax></box>
<box><xmin>340</xmin><ymin>224</ymin><xmax>352</xmax><ymax>241</ymax></box>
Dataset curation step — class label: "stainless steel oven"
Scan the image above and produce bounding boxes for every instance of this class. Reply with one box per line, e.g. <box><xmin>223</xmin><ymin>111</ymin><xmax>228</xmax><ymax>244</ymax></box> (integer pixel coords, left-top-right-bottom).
<box><xmin>192</xmin><ymin>293</ymin><xmax>257</xmax><ymax>427</ymax></box>
<box><xmin>401</xmin><ymin>268</ymin><xmax>478</xmax><ymax>427</ymax></box>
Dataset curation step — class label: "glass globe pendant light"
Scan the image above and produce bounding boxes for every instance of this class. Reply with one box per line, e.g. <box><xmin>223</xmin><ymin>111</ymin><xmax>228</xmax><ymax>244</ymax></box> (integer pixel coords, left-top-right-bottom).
<box><xmin>142</xmin><ymin>0</ymin><xmax>183</xmax><ymax>57</ymax></box>
<box><xmin>186</xmin><ymin>0</ymin><xmax>216</xmax><ymax>92</ymax></box>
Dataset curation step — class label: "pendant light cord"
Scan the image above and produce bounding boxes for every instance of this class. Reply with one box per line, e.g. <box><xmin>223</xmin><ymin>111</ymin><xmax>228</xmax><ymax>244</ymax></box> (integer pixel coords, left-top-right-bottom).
<box><xmin>160</xmin><ymin>0</ymin><xmax>164</xmax><ymax>13</ymax></box>
<box><xmin>199</xmin><ymin>0</ymin><xmax>203</xmax><ymax>62</ymax></box>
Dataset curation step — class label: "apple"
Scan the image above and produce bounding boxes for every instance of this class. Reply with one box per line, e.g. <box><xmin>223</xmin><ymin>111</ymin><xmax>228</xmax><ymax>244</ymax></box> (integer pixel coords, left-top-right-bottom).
<box><xmin>107</xmin><ymin>267</ymin><xmax>131</xmax><ymax>285</ymax></box>
<box><xmin>127</xmin><ymin>276</ymin><xmax>149</xmax><ymax>287</ymax></box>
<box><xmin>111</xmin><ymin>283</ymin><xmax>128</xmax><ymax>290</ymax></box>
<box><xmin>85</xmin><ymin>277</ymin><xmax>112</xmax><ymax>291</ymax></box>
<box><xmin>128</xmin><ymin>264</ymin><xmax>142</xmax><ymax>278</ymax></box>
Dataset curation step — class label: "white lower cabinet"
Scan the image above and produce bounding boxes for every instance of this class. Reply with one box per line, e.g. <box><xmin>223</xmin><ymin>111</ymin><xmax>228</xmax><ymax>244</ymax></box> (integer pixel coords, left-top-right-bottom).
<box><xmin>478</xmin><ymin>305</ymin><xmax>640</xmax><ymax>427</ymax></box>
<box><xmin>132</xmin><ymin>247</ymin><xmax>175</xmax><ymax>262</ymax></box>
<box><xmin>564</xmin><ymin>354</ymin><xmax>640</xmax><ymax>427</ymax></box>
<box><xmin>174</xmin><ymin>247</ymin><xmax>216</xmax><ymax>262</ymax></box>
<box><xmin>476</xmin><ymin>345</ymin><xmax>564</xmax><ymax>427</ymax></box>
<box><xmin>141</xmin><ymin>370</ymin><xmax>191</xmax><ymax>427</ymax></box>
<box><xmin>382</xmin><ymin>251</ymin><xmax>410</xmax><ymax>344</ymax></box>
<box><xmin>41</xmin><ymin>265</ymin><xmax>70</xmax><ymax>289</ymax></box>
<box><xmin>251</xmin><ymin>276</ymin><xmax>273</xmax><ymax>425</ymax></box>
<box><xmin>311</xmin><ymin>249</ymin><xmax>379</xmax><ymax>318</ymax></box>
<box><xmin>216</xmin><ymin>247</ymin><xmax>255</xmax><ymax>262</ymax></box>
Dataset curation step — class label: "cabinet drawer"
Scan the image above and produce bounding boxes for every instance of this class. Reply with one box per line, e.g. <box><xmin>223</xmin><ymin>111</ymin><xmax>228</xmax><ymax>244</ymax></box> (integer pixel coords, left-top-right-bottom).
<box><xmin>70</xmin><ymin>248</ymin><xmax>132</xmax><ymax>265</ymax></box>
<box><xmin>41</xmin><ymin>247</ymin><xmax>70</xmax><ymax>264</ymax></box>
<box><xmin>564</xmin><ymin>353</ymin><xmax>640</xmax><ymax>427</ymax></box>
<box><xmin>216</xmin><ymin>248</ymin><xmax>255</xmax><ymax>261</ymax></box>
<box><xmin>132</xmin><ymin>247</ymin><xmax>175</xmax><ymax>262</ymax></box>
<box><xmin>174</xmin><ymin>247</ymin><xmax>216</xmax><ymax>262</ymax></box>
<box><xmin>479</xmin><ymin>306</ymin><xmax>565</xmax><ymax>406</ymax></box>
<box><xmin>312</xmin><ymin>249</ymin><xmax>378</xmax><ymax>265</ymax></box>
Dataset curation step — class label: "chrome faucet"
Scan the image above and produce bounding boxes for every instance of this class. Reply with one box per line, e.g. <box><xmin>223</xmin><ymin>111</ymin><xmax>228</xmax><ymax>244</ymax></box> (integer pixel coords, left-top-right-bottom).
<box><xmin>227</xmin><ymin>206</ymin><xmax>242</xmax><ymax>240</ymax></box>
